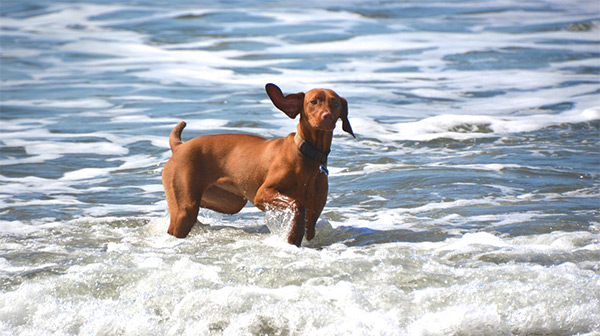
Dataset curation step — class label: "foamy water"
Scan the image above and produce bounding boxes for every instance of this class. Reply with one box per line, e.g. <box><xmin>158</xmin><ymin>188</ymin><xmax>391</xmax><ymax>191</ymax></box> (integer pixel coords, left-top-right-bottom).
<box><xmin>1</xmin><ymin>1</ymin><xmax>599</xmax><ymax>335</ymax></box>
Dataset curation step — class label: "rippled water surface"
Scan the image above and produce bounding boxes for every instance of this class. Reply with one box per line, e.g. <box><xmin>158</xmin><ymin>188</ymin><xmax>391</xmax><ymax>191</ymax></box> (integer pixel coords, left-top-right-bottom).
<box><xmin>1</xmin><ymin>0</ymin><xmax>599</xmax><ymax>335</ymax></box>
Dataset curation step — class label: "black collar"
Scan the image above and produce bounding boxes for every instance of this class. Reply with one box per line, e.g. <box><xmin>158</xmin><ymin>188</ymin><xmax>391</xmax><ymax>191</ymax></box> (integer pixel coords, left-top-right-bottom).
<box><xmin>294</xmin><ymin>133</ymin><xmax>329</xmax><ymax>166</ymax></box>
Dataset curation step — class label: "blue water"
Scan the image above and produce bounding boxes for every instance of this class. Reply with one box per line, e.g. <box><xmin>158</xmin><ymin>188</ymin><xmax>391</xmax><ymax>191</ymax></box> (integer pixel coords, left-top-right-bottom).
<box><xmin>1</xmin><ymin>1</ymin><xmax>599</xmax><ymax>335</ymax></box>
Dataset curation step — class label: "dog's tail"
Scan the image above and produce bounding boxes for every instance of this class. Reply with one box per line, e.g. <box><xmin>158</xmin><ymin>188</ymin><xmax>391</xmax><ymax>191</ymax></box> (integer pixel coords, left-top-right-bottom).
<box><xmin>169</xmin><ymin>121</ymin><xmax>186</xmax><ymax>152</ymax></box>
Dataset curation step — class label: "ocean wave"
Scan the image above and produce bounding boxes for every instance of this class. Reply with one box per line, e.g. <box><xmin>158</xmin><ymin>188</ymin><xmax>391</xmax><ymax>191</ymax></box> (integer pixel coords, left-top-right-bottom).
<box><xmin>352</xmin><ymin>107</ymin><xmax>600</xmax><ymax>141</ymax></box>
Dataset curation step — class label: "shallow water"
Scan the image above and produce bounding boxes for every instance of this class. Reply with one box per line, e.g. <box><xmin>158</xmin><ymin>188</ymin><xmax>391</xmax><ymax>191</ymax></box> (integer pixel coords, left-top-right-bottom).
<box><xmin>1</xmin><ymin>0</ymin><xmax>599</xmax><ymax>335</ymax></box>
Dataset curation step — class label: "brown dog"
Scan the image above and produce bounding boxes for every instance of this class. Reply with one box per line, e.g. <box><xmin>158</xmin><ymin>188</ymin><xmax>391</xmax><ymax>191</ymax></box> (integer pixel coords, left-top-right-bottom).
<box><xmin>162</xmin><ymin>83</ymin><xmax>354</xmax><ymax>246</ymax></box>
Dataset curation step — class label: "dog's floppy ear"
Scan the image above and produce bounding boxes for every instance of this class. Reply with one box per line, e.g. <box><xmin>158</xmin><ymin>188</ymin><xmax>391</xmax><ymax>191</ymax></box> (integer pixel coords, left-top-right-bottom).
<box><xmin>340</xmin><ymin>97</ymin><xmax>355</xmax><ymax>137</ymax></box>
<box><xmin>266</xmin><ymin>83</ymin><xmax>305</xmax><ymax>119</ymax></box>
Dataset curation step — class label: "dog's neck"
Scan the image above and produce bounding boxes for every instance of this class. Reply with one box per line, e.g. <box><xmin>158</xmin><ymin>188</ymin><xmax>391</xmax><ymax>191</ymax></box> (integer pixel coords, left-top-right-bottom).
<box><xmin>296</xmin><ymin>124</ymin><xmax>332</xmax><ymax>153</ymax></box>
<box><xmin>295</xmin><ymin>124</ymin><xmax>332</xmax><ymax>165</ymax></box>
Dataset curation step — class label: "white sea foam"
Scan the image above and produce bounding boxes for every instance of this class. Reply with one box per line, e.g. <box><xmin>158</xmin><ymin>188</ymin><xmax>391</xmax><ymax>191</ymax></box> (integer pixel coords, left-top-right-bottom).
<box><xmin>60</xmin><ymin>167</ymin><xmax>113</xmax><ymax>181</ymax></box>
<box><xmin>351</xmin><ymin>107</ymin><xmax>600</xmax><ymax>142</ymax></box>
<box><xmin>0</xmin><ymin>220</ymin><xmax>597</xmax><ymax>335</ymax></box>
<box><xmin>111</xmin><ymin>115</ymin><xmax>180</xmax><ymax>123</ymax></box>
<box><xmin>0</xmin><ymin>153</ymin><xmax>61</xmax><ymax>166</ymax></box>
<box><xmin>1</xmin><ymin>2</ymin><xmax>594</xmax><ymax>93</ymax></box>
<box><xmin>1</xmin><ymin>98</ymin><xmax>113</xmax><ymax>109</ymax></box>
<box><xmin>0</xmin><ymin>220</ymin><xmax>43</xmax><ymax>235</ymax></box>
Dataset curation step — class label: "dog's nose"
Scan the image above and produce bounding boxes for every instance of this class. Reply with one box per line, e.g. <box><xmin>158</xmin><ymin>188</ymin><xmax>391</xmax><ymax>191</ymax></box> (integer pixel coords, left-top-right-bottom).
<box><xmin>322</xmin><ymin>113</ymin><xmax>334</xmax><ymax>122</ymax></box>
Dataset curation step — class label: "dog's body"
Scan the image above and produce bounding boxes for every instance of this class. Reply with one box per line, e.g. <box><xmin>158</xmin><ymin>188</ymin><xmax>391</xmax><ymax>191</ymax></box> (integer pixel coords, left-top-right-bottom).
<box><xmin>162</xmin><ymin>84</ymin><xmax>353</xmax><ymax>246</ymax></box>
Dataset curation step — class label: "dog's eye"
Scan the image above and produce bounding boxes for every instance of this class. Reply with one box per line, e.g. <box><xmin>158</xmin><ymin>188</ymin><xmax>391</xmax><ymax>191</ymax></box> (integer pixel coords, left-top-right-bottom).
<box><xmin>310</xmin><ymin>100</ymin><xmax>318</xmax><ymax>105</ymax></box>
<box><xmin>331</xmin><ymin>101</ymin><xmax>339</xmax><ymax>108</ymax></box>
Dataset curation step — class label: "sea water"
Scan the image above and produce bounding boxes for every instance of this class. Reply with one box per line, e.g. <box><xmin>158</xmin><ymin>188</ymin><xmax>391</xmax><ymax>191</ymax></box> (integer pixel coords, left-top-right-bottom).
<box><xmin>1</xmin><ymin>0</ymin><xmax>599</xmax><ymax>335</ymax></box>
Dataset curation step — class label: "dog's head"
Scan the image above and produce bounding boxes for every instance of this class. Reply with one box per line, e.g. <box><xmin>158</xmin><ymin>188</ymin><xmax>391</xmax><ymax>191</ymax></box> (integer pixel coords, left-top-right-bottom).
<box><xmin>266</xmin><ymin>83</ymin><xmax>354</xmax><ymax>137</ymax></box>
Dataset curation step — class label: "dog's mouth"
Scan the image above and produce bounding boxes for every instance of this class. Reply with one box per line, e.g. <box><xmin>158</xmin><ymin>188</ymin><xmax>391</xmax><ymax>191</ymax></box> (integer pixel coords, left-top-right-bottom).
<box><xmin>305</xmin><ymin>113</ymin><xmax>337</xmax><ymax>132</ymax></box>
<box><xmin>315</xmin><ymin>121</ymin><xmax>336</xmax><ymax>131</ymax></box>
<box><xmin>316</xmin><ymin>116</ymin><xmax>337</xmax><ymax>131</ymax></box>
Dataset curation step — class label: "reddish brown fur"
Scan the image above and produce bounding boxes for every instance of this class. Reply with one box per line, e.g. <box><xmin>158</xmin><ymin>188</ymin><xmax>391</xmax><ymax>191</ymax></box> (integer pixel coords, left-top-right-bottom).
<box><xmin>162</xmin><ymin>83</ymin><xmax>354</xmax><ymax>246</ymax></box>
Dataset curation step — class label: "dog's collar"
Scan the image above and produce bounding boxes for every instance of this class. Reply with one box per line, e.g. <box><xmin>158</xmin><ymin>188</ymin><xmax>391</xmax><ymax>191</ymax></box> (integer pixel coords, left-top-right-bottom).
<box><xmin>294</xmin><ymin>133</ymin><xmax>330</xmax><ymax>169</ymax></box>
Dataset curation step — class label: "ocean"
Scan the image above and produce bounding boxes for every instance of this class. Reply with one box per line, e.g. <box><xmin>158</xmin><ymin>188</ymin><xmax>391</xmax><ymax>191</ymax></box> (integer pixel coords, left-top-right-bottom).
<box><xmin>1</xmin><ymin>0</ymin><xmax>599</xmax><ymax>335</ymax></box>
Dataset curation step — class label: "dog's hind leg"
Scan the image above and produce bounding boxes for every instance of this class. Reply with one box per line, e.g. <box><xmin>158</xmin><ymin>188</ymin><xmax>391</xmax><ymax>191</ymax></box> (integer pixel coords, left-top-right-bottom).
<box><xmin>163</xmin><ymin>160</ymin><xmax>203</xmax><ymax>238</ymax></box>
<box><xmin>168</xmin><ymin>199</ymin><xmax>200</xmax><ymax>238</ymax></box>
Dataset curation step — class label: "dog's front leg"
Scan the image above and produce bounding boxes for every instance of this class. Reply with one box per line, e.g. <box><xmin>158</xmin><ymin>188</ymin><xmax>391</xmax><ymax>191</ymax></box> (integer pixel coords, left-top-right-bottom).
<box><xmin>255</xmin><ymin>187</ymin><xmax>306</xmax><ymax>247</ymax></box>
